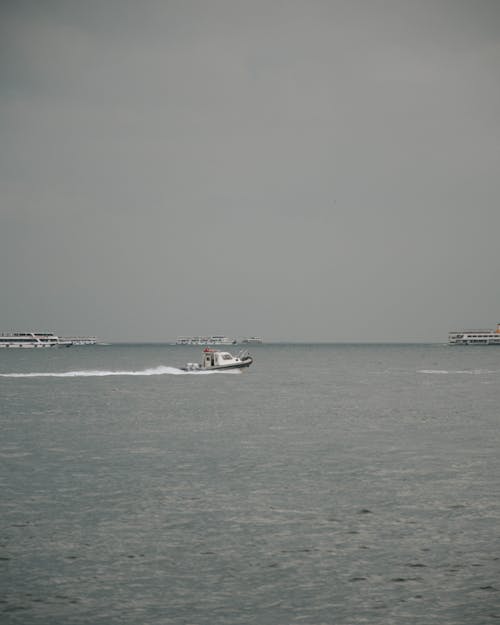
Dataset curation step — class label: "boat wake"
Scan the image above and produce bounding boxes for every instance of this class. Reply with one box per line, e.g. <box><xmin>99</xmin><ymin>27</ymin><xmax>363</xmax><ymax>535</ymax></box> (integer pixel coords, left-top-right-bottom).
<box><xmin>0</xmin><ymin>365</ymin><xmax>238</xmax><ymax>378</ymax></box>
<box><xmin>418</xmin><ymin>369</ymin><xmax>498</xmax><ymax>375</ymax></box>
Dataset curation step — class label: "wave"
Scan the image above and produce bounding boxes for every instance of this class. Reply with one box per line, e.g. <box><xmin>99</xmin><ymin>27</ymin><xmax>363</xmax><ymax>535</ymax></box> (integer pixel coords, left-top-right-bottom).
<box><xmin>418</xmin><ymin>369</ymin><xmax>498</xmax><ymax>375</ymax></box>
<box><xmin>0</xmin><ymin>366</ymin><xmax>221</xmax><ymax>378</ymax></box>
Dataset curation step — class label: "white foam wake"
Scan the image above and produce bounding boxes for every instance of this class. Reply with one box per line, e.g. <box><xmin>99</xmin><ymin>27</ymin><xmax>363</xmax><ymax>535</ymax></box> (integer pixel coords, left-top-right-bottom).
<box><xmin>418</xmin><ymin>369</ymin><xmax>497</xmax><ymax>375</ymax></box>
<box><xmin>0</xmin><ymin>366</ymin><xmax>216</xmax><ymax>378</ymax></box>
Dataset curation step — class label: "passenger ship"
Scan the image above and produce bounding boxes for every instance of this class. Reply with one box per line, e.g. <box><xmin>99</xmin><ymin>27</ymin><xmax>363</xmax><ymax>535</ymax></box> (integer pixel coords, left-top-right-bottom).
<box><xmin>0</xmin><ymin>332</ymin><xmax>98</xmax><ymax>348</ymax></box>
<box><xmin>61</xmin><ymin>336</ymin><xmax>97</xmax><ymax>345</ymax></box>
<box><xmin>241</xmin><ymin>336</ymin><xmax>263</xmax><ymax>344</ymax></box>
<box><xmin>176</xmin><ymin>335</ymin><xmax>237</xmax><ymax>346</ymax></box>
<box><xmin>0</xmin><ymin>331</ymin><xmax>72</xmax><ymax>348</ymax></box>
<box><xmin>448</xmin><ymin>323</ymin><xmax>500</xmax><ymax>345</ymax></box>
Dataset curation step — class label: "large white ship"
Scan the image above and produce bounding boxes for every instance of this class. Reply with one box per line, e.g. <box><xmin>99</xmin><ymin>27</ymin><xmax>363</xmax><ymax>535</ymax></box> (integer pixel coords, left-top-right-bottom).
<box><xmin>0</xmin><ymin>332</ymin><xmax>99</xmax><ymax>348</ymax></box>
<box><xmin>176</xmin><ymin>335</ymin><xmax>237</xmax><ymax>346</ymax></box>
<box><xmin>0</xmin><ymin>331</ymin><xmax>71</xmax><ymax>348</ymax></box>
<box><xmin>448</xmin><ymin>323</ymin><xmax>500</xmax><ymax>345</ymax></box>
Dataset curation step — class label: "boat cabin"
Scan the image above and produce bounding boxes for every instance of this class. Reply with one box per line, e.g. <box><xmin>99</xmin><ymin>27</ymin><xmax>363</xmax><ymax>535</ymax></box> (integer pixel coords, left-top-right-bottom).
<box><xmin>203</xmin><ymin>348</ymin><xmax>235</xmax><ymax>368</ymax></box>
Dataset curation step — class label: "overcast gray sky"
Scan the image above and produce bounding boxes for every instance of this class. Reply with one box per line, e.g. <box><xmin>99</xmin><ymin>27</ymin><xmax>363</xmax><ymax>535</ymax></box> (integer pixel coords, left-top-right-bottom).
<box><xmin>1</xmin><ymin>0</ymin><xmax>499</xmax><ymax>342</ymax></box>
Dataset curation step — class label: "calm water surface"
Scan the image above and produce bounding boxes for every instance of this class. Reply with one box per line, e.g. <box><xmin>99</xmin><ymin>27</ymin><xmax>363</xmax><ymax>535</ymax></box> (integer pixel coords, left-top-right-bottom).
<box><xmin>1</xmin><ymin>344</ymin><xmax>499</xmax><ymax>624</ymax></box>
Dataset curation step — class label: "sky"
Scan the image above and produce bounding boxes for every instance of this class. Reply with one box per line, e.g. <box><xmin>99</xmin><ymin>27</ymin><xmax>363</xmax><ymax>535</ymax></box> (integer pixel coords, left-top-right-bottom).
<box><xmin>1</xmin><ymin>0</ymin><xmax>499</xmax><ymax>342</ymax></box>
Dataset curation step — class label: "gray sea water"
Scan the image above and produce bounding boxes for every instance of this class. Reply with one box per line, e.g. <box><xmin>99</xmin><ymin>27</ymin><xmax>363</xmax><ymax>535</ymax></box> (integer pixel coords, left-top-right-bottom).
<box><xmin>1</xmin><ymin>343</ymin><xmax>499</xmax><ymax>624</ymax></box>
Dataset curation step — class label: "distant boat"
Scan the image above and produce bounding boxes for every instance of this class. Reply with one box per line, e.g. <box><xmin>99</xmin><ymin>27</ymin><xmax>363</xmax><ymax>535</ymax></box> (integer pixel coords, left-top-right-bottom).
<box><xmin>60</xmin><ymin>336</ymin><xmax>97</xmax><ymax>346</ymax></box>
<box><xmin>242</xmin><ymin>336</ymin><xmax>263</xmax><ymax>344</ymax></box>
<box><xmin>182</xmin><ymin>348</ymin><xmax>253</xmax><ymax>371</ymax></box>
<box><xmin>176</xmin><ymin>335</ymin><xmax>237</xmax><ymax>345</ymax></box>
<box><xmin>0</xmin><ymin>331</ymin><xmax>100</xmax><ymax>348</ymax></box>
<box><xmin>0</xmin><ymin>331</ymin><xmax>71</xmax><ymax>348</ymax></box>
<box><xmin>448</xmin><ymin>323</ymin><xmax>500</xmax><ymax>345</ymax></box>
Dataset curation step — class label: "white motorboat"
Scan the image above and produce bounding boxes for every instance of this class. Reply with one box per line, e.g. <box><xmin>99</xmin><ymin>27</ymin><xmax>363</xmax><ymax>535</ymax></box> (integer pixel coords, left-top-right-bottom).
<box><xmin>182</xmin><ymin>348</ymin><xmax>253</xmax><ymax>371</ymax></box>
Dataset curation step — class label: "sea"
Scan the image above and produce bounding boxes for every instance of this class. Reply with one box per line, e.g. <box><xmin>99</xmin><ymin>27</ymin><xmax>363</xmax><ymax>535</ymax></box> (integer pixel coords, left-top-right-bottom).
<box><xmin>1</xmin><ymin>343</ymin><xmax>499</xmax><ymax>625</ymax></box>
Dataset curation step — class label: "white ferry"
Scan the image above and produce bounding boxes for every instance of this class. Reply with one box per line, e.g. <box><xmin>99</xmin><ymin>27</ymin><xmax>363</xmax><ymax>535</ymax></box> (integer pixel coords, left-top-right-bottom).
<box><xmin>176</xmin><ymin>335</ymin><xmax>237</xmax><ymax>346</ymax></box>
<box><xmin>448</xmin><ymin>323</ymin><xmax>500</xmax><ymax>345</ymax></box>
<box><xmin>61</xmin><ymin>336</ymin><xmax>97</xmax><ymax>345</ymax></box>
<box><xmin>242</xmin><ymin>336</ymin><xmax>263</xmax><ymax>344</ymax></box>
<box><xmin>0</xmin><ymin>331</ymin><xmax>72</xmax><ymax>348</ymax></box>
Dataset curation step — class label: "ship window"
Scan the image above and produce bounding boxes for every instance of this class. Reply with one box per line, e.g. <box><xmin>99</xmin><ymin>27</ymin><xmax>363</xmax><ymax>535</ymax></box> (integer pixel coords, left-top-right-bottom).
<box><xmin>222</xmin><ymin>354</ymin><xmax>232</xmax><ymax>360</ymax></box>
